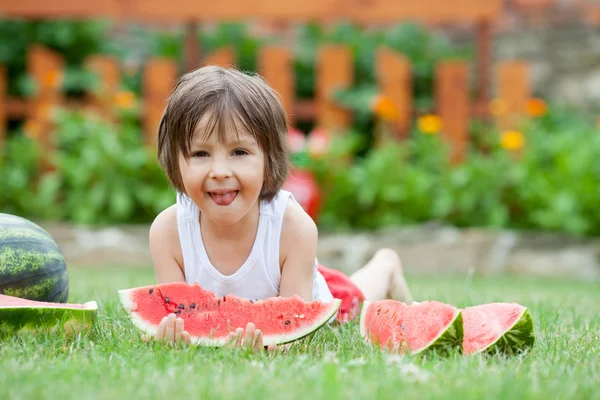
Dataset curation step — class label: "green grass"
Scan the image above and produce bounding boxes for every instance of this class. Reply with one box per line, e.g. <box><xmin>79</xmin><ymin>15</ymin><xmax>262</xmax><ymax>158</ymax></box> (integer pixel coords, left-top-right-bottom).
<box><xmin>1</xmin><ymin>266</ymin><xmax>599</xmax><ymax>400</ymax></box>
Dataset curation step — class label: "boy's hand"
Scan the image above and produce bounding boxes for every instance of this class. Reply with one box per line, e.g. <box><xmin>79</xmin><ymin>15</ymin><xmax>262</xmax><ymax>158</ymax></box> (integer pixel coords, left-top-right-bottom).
<box><xmin>142</xmin><ymin>313</ymin><xmax>192</xmax><ymax>345</ymax></box>
<box><xmin>225</xmin><ymin>322</ymin><xmax>287</xmax><ymax>353</ymax></box>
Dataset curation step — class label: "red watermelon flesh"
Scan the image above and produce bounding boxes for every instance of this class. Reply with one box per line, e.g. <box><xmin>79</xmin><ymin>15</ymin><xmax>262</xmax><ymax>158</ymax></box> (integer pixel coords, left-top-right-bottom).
<box><xmin>0</xmin><ymin>294</ymin><xmax>91</xmax><ymax>309</ymax></box>
<box><xmin>359</xmin><ymin>300</ymin><xmax>464</xmax><ymax>355</ymax></box>
<box><xmin>118</xmin><ymin>282</ymin><xmax>341</xmax><ymax>346</ymax></box>
<box><xmin>462</xmin><ymin>303</ymin><xmax>535</xmax><ymax>355</ymax></box>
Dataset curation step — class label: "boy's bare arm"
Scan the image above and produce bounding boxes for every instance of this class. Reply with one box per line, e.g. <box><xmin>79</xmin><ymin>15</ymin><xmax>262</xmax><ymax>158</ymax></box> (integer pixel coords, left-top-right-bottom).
<box><xmin>278</xmin><ymin>199</ymin><xmax>318</xmax><ymax>301</ymax></box>
<box><xmin>149</xmin><ymin>205</ymin><xmax>186</xmax><ymax>284</ymax></box>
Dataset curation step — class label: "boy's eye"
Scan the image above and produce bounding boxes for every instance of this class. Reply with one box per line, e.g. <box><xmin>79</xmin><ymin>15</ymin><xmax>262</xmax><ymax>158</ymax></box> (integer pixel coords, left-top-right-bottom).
<box><xmin>232</xmin><ymin>149</ymin><xmax>249</xmax><ymax>156</ymax></box>
<box><xmin>191</xmin><ymin>151</ymin><xmax>209</xmax><ymax>157</ymax></box>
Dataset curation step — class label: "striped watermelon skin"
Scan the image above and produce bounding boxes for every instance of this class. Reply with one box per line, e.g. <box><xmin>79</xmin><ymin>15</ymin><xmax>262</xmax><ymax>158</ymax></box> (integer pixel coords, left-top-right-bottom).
<box><xmin>0</xmin><ymin>214</ymin><xmax>69</xmax><ymax>303</ymax></box>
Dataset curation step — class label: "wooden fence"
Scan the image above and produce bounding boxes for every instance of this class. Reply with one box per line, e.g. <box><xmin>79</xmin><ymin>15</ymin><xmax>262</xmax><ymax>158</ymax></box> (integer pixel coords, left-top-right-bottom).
<box><xmin>0</xmin><ymin>44</ymin><xmax>531</xmax><ymax>162</ymax></box>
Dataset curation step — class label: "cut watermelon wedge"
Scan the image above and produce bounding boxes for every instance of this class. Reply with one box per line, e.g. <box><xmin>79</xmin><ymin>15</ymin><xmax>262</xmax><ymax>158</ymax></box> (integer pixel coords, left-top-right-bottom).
<box><xmin>118</xmin><ymin>282</ymin><xmax>341</xmax><ymax>346</ymax></box>
<box><xmin>462</xmin><ymin>303</ymin><xmax>535</xmax><ymax>355</ymax></box>
<box><xmin>0</xmin><ymin>294</ymin><xmax>98</xmax><ymax>335</ymax></box>
<box><xmin>359</xmin><ymin>300</ymin><xmax>464</xmax><ymax>355</ymax></box>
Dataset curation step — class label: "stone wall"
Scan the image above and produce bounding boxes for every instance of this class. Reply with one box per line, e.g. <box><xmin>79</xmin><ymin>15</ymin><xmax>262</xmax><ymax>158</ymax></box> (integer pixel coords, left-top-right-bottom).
<box><xmin>39</xmin><ymin>222</ymin><xmax>600</xmax><ymax>281</ymax></box>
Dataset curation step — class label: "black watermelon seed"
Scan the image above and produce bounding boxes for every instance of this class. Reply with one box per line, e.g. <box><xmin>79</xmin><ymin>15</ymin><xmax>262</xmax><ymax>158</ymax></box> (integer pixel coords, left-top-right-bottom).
<box><xmin>190</xmin><ymin>303</ymin><xmax>196</xmax><ymax>308</ymax></box>
<box><xmin>178</xmin><ymin>304</ymin><xmax>185</xmax><ymax>309</ymax></box>
<box><xmin>285</xmin><ymin>320</ymin><xmax>290</xmax><ymax>325</ymax></box>
<box><xmin>249</xmin><ymin>300</ymin><xmax>254</xmax><ymax>304</ymax></box>
<box><xmin>148</xmin><ymin>288</ymin><xmax>154</xmax><ymax>294</ymax></box>
<box><xmin>165</xmin><ymin>297</ymin><xmax>170</xmax><ymax>303</ymax></box>
<box><xmin>218</xmin><ymin>299</ymin><xmax>221</xmax><ymax>305</ymax></box>
<box><xmin>174</xmin><ymin>310</ymin><xmax>181</xmax><ymax>315</ymax></box>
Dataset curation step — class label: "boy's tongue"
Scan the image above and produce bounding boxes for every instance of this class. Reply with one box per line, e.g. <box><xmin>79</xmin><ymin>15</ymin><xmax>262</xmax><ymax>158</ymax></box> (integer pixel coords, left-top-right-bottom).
<box><xmin>209</xmin><ymin>191</ymin><xmax>238</xmax><ymax>206</ymax></box>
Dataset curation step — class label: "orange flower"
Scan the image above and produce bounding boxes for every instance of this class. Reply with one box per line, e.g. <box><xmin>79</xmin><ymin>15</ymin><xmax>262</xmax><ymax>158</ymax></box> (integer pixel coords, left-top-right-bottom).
<box><xmin>489</xmin><ymin>98</ymin><xmax>508</xmax><ymax>116</ymax></box>
<box><xmin>42</xmin><ymin>70</ymin><xmax>63</xmax><ymax>89</ymax></box>
<box><xmin>371</xmin><ymin>95</ymin><xmax>398</xmax><ymax>121</ymax></box>
<box><xmin>500</xmin><ymin>131</ymin><xmax>525</xmax><ymax>151</ymax></box>
<box><xmin>114</xmin><ymin>91</ymin><xmax>136</xmax><ymax>109</ymax></box>
<box><xmin>23</xmin><ymin>120</ymin><xmax>42</xmax><ymax>139</ymax></box>
<box><xmin>526</xmin><ymin>98</ymin><xmax>547</xmax><ymax>117</ymax></box>
<box><xmin>417</xmin><ymin>114</ymin><xmax>442</xmax><ymax>135</ymax></box>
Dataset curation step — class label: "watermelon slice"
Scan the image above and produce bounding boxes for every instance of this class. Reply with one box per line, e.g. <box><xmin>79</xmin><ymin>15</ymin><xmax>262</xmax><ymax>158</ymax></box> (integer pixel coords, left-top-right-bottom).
<box><xmin>0</xmin><ymin>294</ymin><xmax>98</xmax><ymax>335</ymax></box>
<box><xmin>359</xmin><ymin>300</ymin><xmax>464</xmax><ymax>355</ymax></box>
<box><xmin>462</xmin><ymin>303</ymin><xmax>535</xmax><ymax>355</ymax></box>
<box><xmin>118</xmin><ymin>282</ymin><xmax>341</xmax><ymax>346</ymax></box>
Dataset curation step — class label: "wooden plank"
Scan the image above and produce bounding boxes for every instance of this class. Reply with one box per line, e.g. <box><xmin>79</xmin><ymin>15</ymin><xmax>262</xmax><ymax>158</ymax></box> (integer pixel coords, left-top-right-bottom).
<box><xmin>344</xmin><ymin>0</ymin><xmax>502</xmax><ymax>23</ymax></box>
<box><xmin>0</xmin><ymin>0</ymin><xmax>125</xmax><ymax>18</ymax></box>
<box><xmin>436</xmin><ymin>61</ymin><xmax>469</xmax><ymax>163</ymax></box>
<box><xmin>85</xmin><ymin>55</ymin><xmax>121</xmax><ymax>122</ymax></box>
<box><xmin>375</xmin><ymin>47</ymin><xmax>412</xmax><ymax>139</ymax></box>
<box><xmin>497</xmin><ymin>61</ymin><xmax>530</xmax><ymax>131</ymax></box>
<box><xmin>259</xmin><ymin>46</ymin><xmax>295</xmax><ymax>128</ymax></box>
<box><xmin>202</xmin><ymin>47</ymin><xmax>236</xmax><ymax>68</ymax></box>
<box><xmin>0</xmin><ymin>66</ymin><xmax>6</xmax><ymax>147</ymax></box>
<box><xmin>143</xmin><ymin>58</ymin><xmax>178</xmax><ymax>148</ymax></box>
<box><xmin>316</xmin><ymin>45</ymin><xmax>353</xmax><ymax>133</ymax></box>
<box><xmin>0</xmin><ymin>0</ymin><xmax>502</xmax><ymax>22</ymax></box>
<box><xmin>27</xmin><ymin>45</ymin><xmax>64</xmax><ymax>169</ymax></box>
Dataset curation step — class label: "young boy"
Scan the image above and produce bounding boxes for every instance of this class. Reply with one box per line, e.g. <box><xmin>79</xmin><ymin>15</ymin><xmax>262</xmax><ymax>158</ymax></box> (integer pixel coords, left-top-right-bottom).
<box><xmin>147</xmin><ymin>66</ymin><xmax>413</xmax><ymax>351</ymax></box>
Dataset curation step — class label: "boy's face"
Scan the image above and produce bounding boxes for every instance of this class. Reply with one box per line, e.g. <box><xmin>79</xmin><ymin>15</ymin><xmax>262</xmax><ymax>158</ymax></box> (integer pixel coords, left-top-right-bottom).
<box><xmin>178</xmin><ymin>119</ymin><xmax>265</xmax><ymax>227</ymax></box>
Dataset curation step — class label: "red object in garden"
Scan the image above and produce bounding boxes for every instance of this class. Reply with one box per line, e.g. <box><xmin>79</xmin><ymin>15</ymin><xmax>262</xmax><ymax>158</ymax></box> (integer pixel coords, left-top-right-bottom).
<box><xmin>283</xmin><ymin>168</ymin><xmax>321</xmax><ymax>222</ymax></box>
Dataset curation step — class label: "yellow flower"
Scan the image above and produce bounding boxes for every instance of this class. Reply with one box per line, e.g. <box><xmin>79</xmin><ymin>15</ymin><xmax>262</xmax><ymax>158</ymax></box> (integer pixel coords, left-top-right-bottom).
<box><xmin>489</xmin><ymin>98</ymin><xmax>508</xmax><ymax>116</ymax></box>
<box><xmin>114</xmin><ymin>90</ymin><xmax>136</xmax><ymax>109</ymax></box>
<box><xmin>23</xmin><ymin>120</ymin><xmax>42</xmax><ymax>139</ymax></box>
<box><xmin>371</xmin><ymin>95</ymin><xmax>398</xmax><ymax>121</ymax></box>
<box><xmin>526</xmin><ymin>98</ymin><xmax>547</xmax><ymax>117</ymax></box>
<box><xmin>417</xmin><ymin>114</ymin><xmax>442</xmax><ymax>135</ymax></box>
<box><xmin>500</xmin><ymin>131</ymin><xmax>525</xmax><ymax>151</ymax></box>
<box><xmin>42</xmin><ymin>70</ymin><xmax>63</xmax><ymax>89</ymax></box>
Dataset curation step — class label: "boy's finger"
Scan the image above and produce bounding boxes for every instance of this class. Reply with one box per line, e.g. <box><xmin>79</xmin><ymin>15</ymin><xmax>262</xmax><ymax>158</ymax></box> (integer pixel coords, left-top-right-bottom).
<box><xmin>252</xmin><ymin>329</ymin><xmax>263</xmax><ymax>353</ymax></box>
<box><xmin>267</xmin><ymin>344</ymin><xmax>278</xmax><ymax>353</ymax></box>
<box><xmin>244</xmin><ymin>323</ymin><xmax>255</xmax><ymax>349</ymax></box>
<box><xmin>183</xmin><ymin>332</ymin><xmax>191</xmax><ymax>345</ymax></box>
<box><xmin>165</xmin><ymin>314</ymin><xmax>176</xmax><ymax>343</ymax></box>
<box><xmin>175</xmin><ymin>318</ymin><xmax>184</xmax><ymax>342</ymax></box>
<box><xmin>235</xmin><ymin>327</ymin><xmax>244</xmax><ymax>347</ymax></box>
<box><xmin>155</xmin><ymin>317</ymin><xmax>168</xmax><ymax>341</ymax></box>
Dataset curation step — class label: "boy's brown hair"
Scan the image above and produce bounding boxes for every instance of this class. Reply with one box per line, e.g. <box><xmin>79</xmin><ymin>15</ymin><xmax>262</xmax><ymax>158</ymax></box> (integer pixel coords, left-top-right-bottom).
<box><xmin>157</xmin><ymin>66</ymin><xmax>289</xmax><ymax>202</ymax></box>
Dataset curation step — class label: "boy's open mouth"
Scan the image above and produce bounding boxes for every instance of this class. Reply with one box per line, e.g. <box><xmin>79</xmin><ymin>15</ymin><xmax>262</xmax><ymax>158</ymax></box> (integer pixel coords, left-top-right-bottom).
<box><xmin>208</xmin><ymin>190</ymin><xmax>239</xmax><ymax>206</ymax></box>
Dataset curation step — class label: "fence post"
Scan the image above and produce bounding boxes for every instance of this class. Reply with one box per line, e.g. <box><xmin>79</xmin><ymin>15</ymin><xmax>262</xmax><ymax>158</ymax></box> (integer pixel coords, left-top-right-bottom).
<box><xmin>259</xmin><ymin>46</ymin><xmax>295</xmax><ymax>128</ymax></box>
<box><xmin>316</xmin><ymin>45</ymin><xmax>353</xmax><ymax>134</ymax></box>
<box><xmin>0</xmin><ymin>65</ymin><xmax>5</xmax><ymax>148</ymax></box>
<box><xmin>497</xmin><ymin>61</ymin><xmax>530</xmax><ymax>131</ymax></box>
<box><xmin>85</xmin><ymin>55</ymin><xmax>121</xmax><ymax>122</ymax></box>
<box><xmin>202</xmin><ymin>47</ymin><xmax>236</xmax><ymax>68</ymax></box>
<box><xmin>376</xmin><ymin>47</ymin><xmax>412</xmax><ymax>139</ymax></box>
<box><xmin>143</xmin><ymin>58</ymin><xmax>178</xmax><ymax>148</ymax></box>
<box><xmin>436</xmin><ymin>61</ymin><xmax>470</xmax><ymax>163</ymax></box>
<box><xmin>27</xmin><ymin>45</ymin><xmax>64</xmax><ymax>168</ymax></box>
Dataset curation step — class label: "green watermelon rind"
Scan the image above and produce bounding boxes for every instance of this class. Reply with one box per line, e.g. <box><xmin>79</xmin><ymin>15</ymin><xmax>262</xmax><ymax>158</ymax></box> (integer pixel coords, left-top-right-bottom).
<box><xmin>118</xmin><ymin>286</ymin><xmax>342</xmax><ymax>347</ymax></box>
<box><xmin>359</xmin><ymin>301</ymin><xmax>464</xmax><ymax>355</ymax></box>
<box><xmin>466</xmin><ymin>306</ymin><xmax>535</xmax><ymax>356</ymax></box>
<box><xmin>0</xmin><ymin>301</ymin><xmax>98</xmax><ymax>336</ymax></box>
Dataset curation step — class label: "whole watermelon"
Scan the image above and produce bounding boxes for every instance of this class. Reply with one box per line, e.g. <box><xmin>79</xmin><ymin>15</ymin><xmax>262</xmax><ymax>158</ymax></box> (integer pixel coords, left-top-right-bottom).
<box><xmin>0</xmin><ymin>213</ymin><xmax>69</xmax><ymax>302</ymax></box>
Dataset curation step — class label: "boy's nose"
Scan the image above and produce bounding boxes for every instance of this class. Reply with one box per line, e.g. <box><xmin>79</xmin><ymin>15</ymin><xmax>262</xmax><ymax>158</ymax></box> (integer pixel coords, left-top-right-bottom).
<box><xmin>208</xmin><ymin>157</ymin><xmax>232</xmax><ymax>179</ymax></box>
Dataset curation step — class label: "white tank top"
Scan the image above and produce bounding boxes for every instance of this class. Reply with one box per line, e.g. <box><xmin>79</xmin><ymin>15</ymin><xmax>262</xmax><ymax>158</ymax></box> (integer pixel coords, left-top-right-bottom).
<box><xmin>176</xmin><ymin>189</ymin><xmax>334</xmax><ymax>303</ymax></box>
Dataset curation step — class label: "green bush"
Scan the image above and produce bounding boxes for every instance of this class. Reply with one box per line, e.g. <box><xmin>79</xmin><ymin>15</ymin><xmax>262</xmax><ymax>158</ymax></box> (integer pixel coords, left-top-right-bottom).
<box><xmin>0</xmin><ymin>110</ymin><xmax>175</xmax><ymax>225</ymax></box>
<box><xmin>309</xmin><ymin>106</ymin><xmax>600</xmax><ymax>236</ymax></box>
